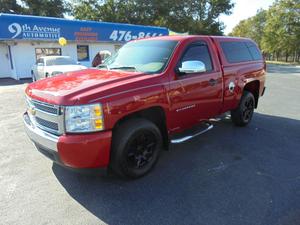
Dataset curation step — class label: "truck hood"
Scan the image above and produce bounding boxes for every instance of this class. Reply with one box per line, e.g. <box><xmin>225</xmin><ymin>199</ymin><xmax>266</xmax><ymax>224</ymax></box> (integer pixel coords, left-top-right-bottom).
<box><xmin>26</xmin><ymin>69</ymin><xmax>149</xmax><ymax>105</ymax></box>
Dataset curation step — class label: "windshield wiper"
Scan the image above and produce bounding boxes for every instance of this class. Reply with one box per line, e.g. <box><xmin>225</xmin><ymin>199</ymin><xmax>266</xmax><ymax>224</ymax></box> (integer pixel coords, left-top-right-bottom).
<box><xmin>109</xmin><ymin>66</ymin><xmax>137</xmax><ymax>71</ymax></box>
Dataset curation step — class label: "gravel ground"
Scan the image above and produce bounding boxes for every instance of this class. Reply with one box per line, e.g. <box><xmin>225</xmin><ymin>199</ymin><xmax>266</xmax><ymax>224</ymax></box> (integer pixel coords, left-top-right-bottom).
<box><xmin>0</xmin><ymin>64</ymin><xmax>300</xmax><ymax>225</ymax></box>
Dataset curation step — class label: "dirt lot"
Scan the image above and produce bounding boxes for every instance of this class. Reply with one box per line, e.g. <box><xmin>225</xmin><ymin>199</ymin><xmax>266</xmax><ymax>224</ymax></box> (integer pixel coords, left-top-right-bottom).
<box><xmin>0</xmin><ymin>64</ymin><xmax>300</xmax><ymax>225</ymax></box>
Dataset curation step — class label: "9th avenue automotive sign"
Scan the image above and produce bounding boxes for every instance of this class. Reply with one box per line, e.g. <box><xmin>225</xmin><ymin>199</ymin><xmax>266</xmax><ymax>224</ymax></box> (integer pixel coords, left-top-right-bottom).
<box><xmin>8</xmin><ymin>23</ymin><xmax>60</xmax><ymax>39</ymax></box>
<box><xmin>0</xmin><ymin>13</ymin><xmax>168</xmax><ymax>42</ymax></box>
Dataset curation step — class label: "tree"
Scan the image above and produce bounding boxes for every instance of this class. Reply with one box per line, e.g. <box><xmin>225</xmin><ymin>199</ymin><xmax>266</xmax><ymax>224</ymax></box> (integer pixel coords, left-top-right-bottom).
<box><xmin>230</xmin><ymin>0</ymin><xmax>300</xmax><ymax>62</ymax></box>
<box><xmin>262</xmin><ymin>0</ymin><xmax>300</xmax><ymax>62</ymax></box>
<box><xmin>0</xmin><ymin>0</ymin><xmax>71</xmax><ymax>17</ymax></box>
<box><xmin>72</xmin><ymin>0</ymin><xmax>234</xmax><ymax>35</ymax></box>
<box><xmin>22</xmin><ymin>0</ymin><xmax>70</xmax><ymax>17</ymax></box>
<box><xmin>230</xmin><ymin>9</ymin><xmax>267</xmax><ymax>48</ymax></box>
<box><xmin>0</xmin><ymin>0</ymin><xmax>24</xmax><ymax>14</ymax></box>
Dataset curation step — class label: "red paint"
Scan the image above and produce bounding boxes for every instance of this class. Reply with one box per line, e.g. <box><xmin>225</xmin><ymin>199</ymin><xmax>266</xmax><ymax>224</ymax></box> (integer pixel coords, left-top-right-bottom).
<box><xmin>25</xmin><ymin>35</ymin><xmax>266</xmax><ymax>169</ymax></box>
<box><xmin>57</xmin><ymin>131</ymin><xmax>112</xmax><ymax>168</ymax></box>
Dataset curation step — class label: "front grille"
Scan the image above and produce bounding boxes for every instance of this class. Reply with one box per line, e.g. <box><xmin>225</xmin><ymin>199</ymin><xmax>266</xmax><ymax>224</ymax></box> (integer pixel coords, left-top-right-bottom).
<box><xmin>26</xmin><ymin>96</ymin><xmax>64</xmax><ymax>135</ymax></box>
<box><xmin>32</xmin><ymin>100</ymin><xmax>59</xmax><ymax>115</ymax></box>
<box><xmin>35</xmin><ymin>117</ymin><xmax>59</xmax><ymax>132</ymax></box>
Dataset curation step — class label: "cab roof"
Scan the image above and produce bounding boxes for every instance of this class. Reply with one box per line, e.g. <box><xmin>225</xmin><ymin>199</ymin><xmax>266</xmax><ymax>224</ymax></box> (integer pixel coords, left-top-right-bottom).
<box><xmin>139</xmin><ymin>35</ymin><xmax>253</xmax><ymax>42</ymax></box>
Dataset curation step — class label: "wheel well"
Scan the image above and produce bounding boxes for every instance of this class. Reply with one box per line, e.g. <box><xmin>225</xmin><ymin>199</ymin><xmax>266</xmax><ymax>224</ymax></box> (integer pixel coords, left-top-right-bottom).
<box><xmin>113</xmin><ymin>107</ymin><xmax>169</xmax><ymax>150</ymax></box>
<box><xmin>244</xmin><ymin>81</ymin><xmax>260</xmax><ymax>108</ymax></box>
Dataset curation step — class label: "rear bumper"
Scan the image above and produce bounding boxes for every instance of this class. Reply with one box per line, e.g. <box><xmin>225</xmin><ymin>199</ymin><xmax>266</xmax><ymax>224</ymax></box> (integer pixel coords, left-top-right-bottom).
<box><xmin>23</xmin><ymin>112</ymin><xmax>112</xmax><ymax>169</ymax></box>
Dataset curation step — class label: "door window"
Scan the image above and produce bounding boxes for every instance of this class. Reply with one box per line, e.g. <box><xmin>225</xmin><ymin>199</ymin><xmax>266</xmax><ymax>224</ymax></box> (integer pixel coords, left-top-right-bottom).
<box><xmin>179</xmin><ymin>43</ymin><xmax>213</xmax><ymax>73</ymax></box>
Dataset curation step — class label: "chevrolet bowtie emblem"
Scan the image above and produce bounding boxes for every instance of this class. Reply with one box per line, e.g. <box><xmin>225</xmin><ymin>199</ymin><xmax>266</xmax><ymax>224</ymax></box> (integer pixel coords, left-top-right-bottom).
<box><xmin>28</xmin><ymin>107</ymin><xmax>36</xmax><ymax>116</ymax></box>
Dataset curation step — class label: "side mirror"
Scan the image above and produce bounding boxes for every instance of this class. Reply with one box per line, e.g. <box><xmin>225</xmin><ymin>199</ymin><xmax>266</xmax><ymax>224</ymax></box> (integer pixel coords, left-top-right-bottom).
<box><xmin>178</xmin><ymin>60</ymin><xmax>206</xmax><ymax>74</ymax></box>
<box><xmin>37</xmin><ymin>63</ymin><xmax>44</xmax><ymax>66</ymax></box>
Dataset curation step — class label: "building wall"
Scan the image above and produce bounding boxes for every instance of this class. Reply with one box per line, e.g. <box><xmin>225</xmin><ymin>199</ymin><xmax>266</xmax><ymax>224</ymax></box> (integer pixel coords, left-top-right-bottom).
<box><xmin>10</xmin><ymin>42</ymin><xmax>40</xmax><ymax>79</ymax></box>
<box><xmin>0</xmin><ymin>13</ymin><xmax>168</xmax><ymax>80</ymax></box>
<box><xmin>0</xmin><ymin>43</ymin><xmax>13</xmax><ymax>78</ymax></box>
<box><xmin>4</xmin><ymin>41</ymin><xmax>119</xmax><ymax>79</ymax></box>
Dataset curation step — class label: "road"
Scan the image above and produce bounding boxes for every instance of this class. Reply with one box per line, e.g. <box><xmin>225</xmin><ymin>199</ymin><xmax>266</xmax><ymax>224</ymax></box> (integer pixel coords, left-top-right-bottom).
<box><xmin>0</xmin><ymin>64</ymin><xmax>300</xmax><ymax>225</ymax></box>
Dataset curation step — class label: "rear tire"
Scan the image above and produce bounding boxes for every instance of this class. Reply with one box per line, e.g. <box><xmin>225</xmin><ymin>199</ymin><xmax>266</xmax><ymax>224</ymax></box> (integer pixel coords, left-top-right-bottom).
<box><xmin>231</xmin><ymin>91</ymin><xmax>255</xmax><ymax>127</ymax></box>
<box><xmin>110</xmin><ymin>118</ymin><xmax>162</xmax><ymax>178</ymax></box>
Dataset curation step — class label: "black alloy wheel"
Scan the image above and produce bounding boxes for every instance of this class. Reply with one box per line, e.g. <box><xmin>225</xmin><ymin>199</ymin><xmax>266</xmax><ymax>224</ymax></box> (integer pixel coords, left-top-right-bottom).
<box><xmin>126</xmin><ymin>130</ymin><xmax>157</xmax><ymax>169</ymax></box>
<box><xmin>242</xmin><ymin>96</ymin><xmax>254</xmax><ymax>123</ymax></box>
<box><xmin>231</xmin><ymin>91</ymin><xmax>255</xmax><ymax>126</ymax></box>
<box><xmin>110</xmin><ymin>118</ymin><xmax>162</xmax><ymax>178</ymax></box>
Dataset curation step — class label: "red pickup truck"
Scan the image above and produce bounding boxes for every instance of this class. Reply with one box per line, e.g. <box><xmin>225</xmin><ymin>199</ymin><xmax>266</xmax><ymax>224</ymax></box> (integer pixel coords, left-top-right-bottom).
<box><xmin>24</xmin><ymin>35</ymin><xmax>266</xmax><ymax>178</ymax></box>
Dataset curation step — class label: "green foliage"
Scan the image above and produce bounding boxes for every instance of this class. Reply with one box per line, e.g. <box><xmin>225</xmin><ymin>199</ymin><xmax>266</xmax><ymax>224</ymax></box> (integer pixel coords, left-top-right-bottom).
<box><xmin>0</xmin><ymin>0</ymin><xmax>70</xmax><ymax>18</ymax></box>
<box><xmin>229</xmin><ymin>9</ymin><xmax>267</xmax><ymax>48</ymax></box>
<box><xmin>22</xmin><ymin>0</ymin><xmax>70</xmax><ymax>17</ymax></box>
<box><xmin>72</xmin><ymin>0</ymin><xmax>234</xmax><ymax>35</ymax></box>
<box><xmin>231</xmin><ymin>0</ymin><xmax>300</xmax><ymax>62</ymax></box>
<box><xmin>0</xmin><ymin>0</ymin><xmax>24</xmax><ymax>14</ymax></box>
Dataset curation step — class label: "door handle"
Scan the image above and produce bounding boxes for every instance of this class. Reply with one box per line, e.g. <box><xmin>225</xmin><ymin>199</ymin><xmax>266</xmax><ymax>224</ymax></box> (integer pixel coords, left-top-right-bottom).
<box><xmin>209</xmin><ymin>79</ymin><xmax>218</xmax><ymax>86</ymax></box>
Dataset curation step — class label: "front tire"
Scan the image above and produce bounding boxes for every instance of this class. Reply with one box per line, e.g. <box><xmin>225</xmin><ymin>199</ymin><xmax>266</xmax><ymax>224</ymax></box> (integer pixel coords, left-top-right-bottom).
<box><xmin>110</xmin><ymin>118</ymin><xmax>162</xmax><ymax>178</ymax></box>
<box><xmin>231</xmin><ymin>91</ymin><xmax>255</xmax><ymax>127</ymax></box>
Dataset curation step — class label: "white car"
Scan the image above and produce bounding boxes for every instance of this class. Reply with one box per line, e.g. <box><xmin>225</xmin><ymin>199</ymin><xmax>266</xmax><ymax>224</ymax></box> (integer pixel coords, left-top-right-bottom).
<box><xmin>31</xmin><ymin>56</ymin><xmax>87</xmax><ymax>81</ymax></box>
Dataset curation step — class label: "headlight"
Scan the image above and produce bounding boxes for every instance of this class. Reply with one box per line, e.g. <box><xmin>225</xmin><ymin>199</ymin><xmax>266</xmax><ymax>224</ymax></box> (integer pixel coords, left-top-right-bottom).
<box><xmin>65</xmin><ymin>103</ymin><xmax>104</xmax><ymax>133</ymax></box>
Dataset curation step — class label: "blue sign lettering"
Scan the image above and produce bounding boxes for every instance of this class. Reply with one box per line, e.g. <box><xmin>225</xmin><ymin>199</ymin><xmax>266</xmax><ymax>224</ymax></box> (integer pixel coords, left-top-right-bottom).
<box><xmin>0</xmin><ymin>14</ymin><xmax>169</xmax><ymax>42</ymax></box>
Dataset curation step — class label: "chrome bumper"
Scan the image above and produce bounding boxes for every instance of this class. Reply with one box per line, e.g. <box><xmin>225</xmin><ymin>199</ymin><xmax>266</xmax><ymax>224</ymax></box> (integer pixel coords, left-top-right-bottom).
<box><xmin>23</xmin><ymin>112</ymin><xmax>59</xmax><ymax>152</ymax></box>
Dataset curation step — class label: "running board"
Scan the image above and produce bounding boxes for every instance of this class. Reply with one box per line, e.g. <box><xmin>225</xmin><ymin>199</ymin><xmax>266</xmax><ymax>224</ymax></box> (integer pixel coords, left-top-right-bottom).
<box><xmin>171</xmin><ymin>122</ymin><xmax>214</xmax><ymax>144</ymax></box>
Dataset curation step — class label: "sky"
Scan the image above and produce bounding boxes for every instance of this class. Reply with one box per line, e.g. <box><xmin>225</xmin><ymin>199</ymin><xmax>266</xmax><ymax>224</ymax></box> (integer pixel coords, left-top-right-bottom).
<box><xmin>219</xmin><ymin>0</ymin><xmax>275</xmax><ymax>34</ymax></box>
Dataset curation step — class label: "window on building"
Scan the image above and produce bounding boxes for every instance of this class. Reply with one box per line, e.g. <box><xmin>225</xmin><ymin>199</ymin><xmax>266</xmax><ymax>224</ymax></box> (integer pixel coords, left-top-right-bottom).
<box><xmin>77</xmin><ymin>45</ymin><xmax>89</xmax><ymax>61</ymax></box>
<box><xmin>220</xmin><ymin>42</ymin><xmax>253</xmax><ymax>63</ymax></box>
<box><xmin>35</xmin><ymin>48</ymin><xmax>61</xmax><ymax>61</ymax></box>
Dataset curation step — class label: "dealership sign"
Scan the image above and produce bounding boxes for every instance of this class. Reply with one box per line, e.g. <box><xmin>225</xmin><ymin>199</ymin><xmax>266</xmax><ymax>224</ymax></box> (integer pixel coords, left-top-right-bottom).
<box><xmin>0</xmin><ymin>14</ymin><xmax>168</xmax><ymax>42</ymax></box>
<box><xmin>8</xmin><ymin>23</ymin><xmax>60</xmax><ymax>39</ymax></box>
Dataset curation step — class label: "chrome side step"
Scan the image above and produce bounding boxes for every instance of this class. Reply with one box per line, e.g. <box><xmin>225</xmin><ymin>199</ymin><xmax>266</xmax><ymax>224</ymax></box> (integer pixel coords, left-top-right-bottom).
<box><xmin>171</xmin><ymin>122</ymin><xmax>214</xmax><ymax>144</ymax></box>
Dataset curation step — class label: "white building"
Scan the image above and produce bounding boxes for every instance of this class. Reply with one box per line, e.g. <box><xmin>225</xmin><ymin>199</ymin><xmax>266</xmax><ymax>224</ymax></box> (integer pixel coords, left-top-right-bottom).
<box><xmin>0</xmin><ymin>13</ymin><xmax>168</xmax><ymax>80</ymax></box>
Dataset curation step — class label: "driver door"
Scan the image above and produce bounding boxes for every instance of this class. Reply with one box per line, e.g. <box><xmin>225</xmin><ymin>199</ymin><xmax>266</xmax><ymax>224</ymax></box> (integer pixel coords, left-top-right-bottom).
<box><xmin>168</xmin><ymin>40</ymin><xmax>223</xmax><ymax>132</ymax></box>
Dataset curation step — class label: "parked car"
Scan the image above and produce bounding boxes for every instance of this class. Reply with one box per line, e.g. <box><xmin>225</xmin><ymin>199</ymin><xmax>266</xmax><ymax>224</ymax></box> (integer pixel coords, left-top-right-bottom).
<box><xmin>24</xmin><ymin>35</ymin><xmax>266</xmax><ymax>178</ymax></box>
<box><xmin>31</xmin><ymin>56</ymin><xmax>87</xmax><ymax>81</ymax></box>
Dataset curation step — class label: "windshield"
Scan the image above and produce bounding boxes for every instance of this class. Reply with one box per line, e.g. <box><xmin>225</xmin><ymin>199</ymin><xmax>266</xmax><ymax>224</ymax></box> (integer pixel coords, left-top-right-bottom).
<box><xmin>100</xmin><ymin>40</ymin><xmax>178</xmax><ymax>73</ymax></box>
<box><xmin>46</xmin><ymin>57</ymin><xmax>76</xmax><ymax>66</ymax></box>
